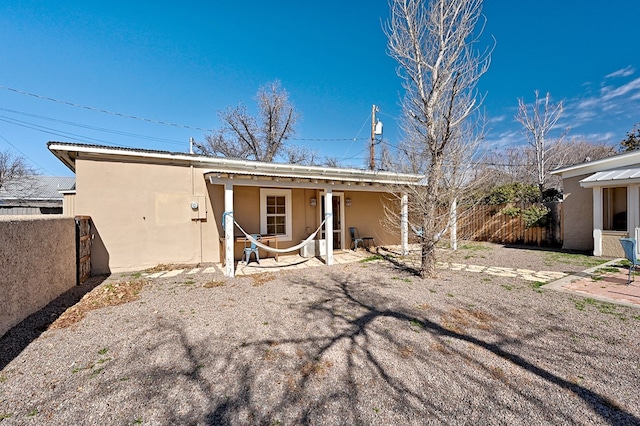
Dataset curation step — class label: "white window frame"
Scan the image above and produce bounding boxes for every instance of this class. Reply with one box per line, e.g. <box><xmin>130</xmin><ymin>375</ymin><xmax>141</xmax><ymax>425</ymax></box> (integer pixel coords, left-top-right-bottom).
<box><xmin>260</xmin><ymin>188</ymin><xmax>292</xmax><ymax>241</ymax></box>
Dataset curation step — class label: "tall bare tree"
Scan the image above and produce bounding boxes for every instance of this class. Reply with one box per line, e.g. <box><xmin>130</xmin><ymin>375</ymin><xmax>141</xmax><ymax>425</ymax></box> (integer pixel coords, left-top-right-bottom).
<box><xmin>385</xmin><ymin>0</ymin><xmax>491</xmax><ymax>278</ymax></box>
<box><xmin>196</xmin><ymin>80</ymin><xmax>303</xmax><ymax>162</ymax></box>
<box><xmin>516</xmin><ymin>91</ymin><xmax>566</xmax><ymax>192</ymax></box>
<box><xmin>0</xmin><ymin>150</ymin><xmax>32</xmax><ymax>190</ymax></box>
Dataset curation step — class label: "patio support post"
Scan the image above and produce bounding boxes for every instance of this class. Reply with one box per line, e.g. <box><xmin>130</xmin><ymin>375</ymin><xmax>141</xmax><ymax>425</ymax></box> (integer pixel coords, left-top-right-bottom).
<box><xmin>224</xmin><ymin>181</ymin><xmax>235</xmax><ymax>277</ymax></box>
<box><xmin>592</xmin><ymin>187</ymin><xmax>602</xmax><ymax>257</ymax></box>
<box><xmin>450</xmin><ymin>198</ymin><xmax>457</xmax><ymax>251</ymax></box>
<box><xmin>401</xmin><ymin>193</ymin><xmax>408</xmax><ymax>255</ymax></box>
<box><xmin>324</xmin><ymin>188</ymin><xmax>334</xmax><ymax>265</ymax></box>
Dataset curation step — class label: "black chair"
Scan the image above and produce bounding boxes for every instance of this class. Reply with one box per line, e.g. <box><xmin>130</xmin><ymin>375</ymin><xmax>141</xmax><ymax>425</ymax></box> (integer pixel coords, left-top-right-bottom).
<box><xmin>349</xmin><ymin>227</ymin><xmax>374</xmax><ymax>250</ymax></box>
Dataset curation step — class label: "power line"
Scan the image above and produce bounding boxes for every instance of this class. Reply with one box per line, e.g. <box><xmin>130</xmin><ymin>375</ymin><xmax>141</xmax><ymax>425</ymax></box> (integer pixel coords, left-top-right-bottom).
<box><xmin>0</xmin><ymin>85</ymin><xmax>215</xmax><ymax>132</ymax></box>
<box><xmin>0</xmin><ymin>131</ymin><xmax>51</xmax><ymax>174</ymax></box>
<box><xmin>0</xmin><ymin>108</ymin><xmax>186</xmax><ymax>145</ymax></box>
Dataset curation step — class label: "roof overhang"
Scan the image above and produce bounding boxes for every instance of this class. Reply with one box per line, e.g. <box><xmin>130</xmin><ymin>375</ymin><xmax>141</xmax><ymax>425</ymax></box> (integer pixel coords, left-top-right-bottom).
<box><xmin>551</xmin><ymin>150</ymin><xmax>640</xmax><ymax>179</ymax></box>
<box><xmin>580</xmin><ymin>167</ymin><xmax>640</xmax><ymax>188</ymax></box>
<box><xmin>48</xmin><ymin>142</ymin><xmax>424</xmax><ymax>188</ymax></box>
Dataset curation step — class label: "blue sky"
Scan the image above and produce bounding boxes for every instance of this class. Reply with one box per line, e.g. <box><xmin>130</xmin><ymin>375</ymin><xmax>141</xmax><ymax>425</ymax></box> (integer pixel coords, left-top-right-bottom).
<box><xmin>1</xmin><ymin>0</ymin><xmax>639</xmax><ymax>177</ymax></box>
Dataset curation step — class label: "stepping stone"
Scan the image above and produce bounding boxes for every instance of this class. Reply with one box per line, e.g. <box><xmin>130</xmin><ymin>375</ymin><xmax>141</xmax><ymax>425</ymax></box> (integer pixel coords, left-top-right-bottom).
<box><xmin>162</xmin><ymin>269</ymin><xmax>184</xmax><ymax>278</ymax></box>
<box><xmin>465</xmin><ymin>265</ymin><xmax>486</xmax><ymax>273</ymax></box>
<box><xmin>203</xmin><ymin>266</ymin><xmax>218</xmax><ymax>274</ymax></box>
<box><xmin>147</xmin><ymin>272</ymin><xmax>166</xmax><ymax>278</ymax></box>
<box><xmin>186</xmin><ymin>268</ymin><xmax>200</xmax><ymax>274</ymax></box>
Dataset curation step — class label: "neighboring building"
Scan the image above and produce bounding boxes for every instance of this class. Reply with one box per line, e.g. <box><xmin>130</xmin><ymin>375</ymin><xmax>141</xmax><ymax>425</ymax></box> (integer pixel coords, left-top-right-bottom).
<box><xmin>0</xmin><ymin>175</ymin><xmax>75</xmax><ymax>215</ymax></box>
<box><xmin>48</xmin><ymin>142</ymin><xmax>422</xmax><ymax>277</ymax></box>
<box><xmin>551</xmin><ymin>150</ymin><xmax>640</xmax><ymax>258</ymax></box>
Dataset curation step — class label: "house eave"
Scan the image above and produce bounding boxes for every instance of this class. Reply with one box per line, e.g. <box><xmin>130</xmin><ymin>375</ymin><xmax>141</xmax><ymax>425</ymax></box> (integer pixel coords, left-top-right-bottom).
<box><xmin>47</xmin><ymin>141</ymin><xmax>424</xmax><ymax>186</ymax></box>
<box><xmin>551</xmin><ymin>150</ymin><xmax>640</xmax><ymax>179</ymax></box>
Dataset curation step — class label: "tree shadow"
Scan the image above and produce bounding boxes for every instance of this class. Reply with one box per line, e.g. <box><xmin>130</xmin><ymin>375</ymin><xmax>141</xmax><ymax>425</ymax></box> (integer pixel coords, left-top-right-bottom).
<box><xmin>16</xmin><ymin>268</ymin><xmax>639</xmax><ymax>424</ymax></box>
<box><xmin>0</xmin><ymin>274</ymin><xmax>107</xmax><ymax>370</ymax></box>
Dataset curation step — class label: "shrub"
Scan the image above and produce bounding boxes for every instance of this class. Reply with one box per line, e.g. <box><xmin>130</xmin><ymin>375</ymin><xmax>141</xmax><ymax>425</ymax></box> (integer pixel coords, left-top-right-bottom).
<box><xmin>501</xmin><ymin>206</ymin><xmax>521</xmax><ymax>217</ymax></box>
<box><xmin>522</xmin><ymin>205</ymin><xmax>549</xmax><ymax>228</ymax></box>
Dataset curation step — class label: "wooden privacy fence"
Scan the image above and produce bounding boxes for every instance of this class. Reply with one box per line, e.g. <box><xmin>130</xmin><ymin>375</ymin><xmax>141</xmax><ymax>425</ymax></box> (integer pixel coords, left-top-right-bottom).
<box><xmin>455</xmin><ymin>202</ymin><xmax>562</xmax><ymax>246</ymax></box>
<box><xmin>75</xmin><ymin>216</ymin><xmax>92</xmax><ymax>284</ymax></box>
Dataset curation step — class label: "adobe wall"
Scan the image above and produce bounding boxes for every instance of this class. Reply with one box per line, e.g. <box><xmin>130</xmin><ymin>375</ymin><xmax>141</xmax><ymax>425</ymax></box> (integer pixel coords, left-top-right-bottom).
<box><xmin>561</xmin><ymin>175</ymin><xmax>594</xmax><ymax>252</ymax></box>
<box><xmin>0</xmin><ymin>216</ymin><xmax>76</xmax><ymax>337</ymax></box>
<box><xmin>74</xmin><ymin>159</ymin><xmax>218</xmax><ymax>274</ymax></box>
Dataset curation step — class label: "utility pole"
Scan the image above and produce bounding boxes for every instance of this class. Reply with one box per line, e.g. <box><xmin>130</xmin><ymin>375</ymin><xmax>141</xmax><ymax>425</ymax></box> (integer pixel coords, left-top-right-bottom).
<box><xmin>369</xmin><ymin>105</ymin><xmax>383</xmax><ymax>170</ymax></box>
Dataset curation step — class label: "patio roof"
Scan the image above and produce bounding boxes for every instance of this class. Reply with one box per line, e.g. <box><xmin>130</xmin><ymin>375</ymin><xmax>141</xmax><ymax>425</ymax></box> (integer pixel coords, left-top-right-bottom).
<box><xmin>580</xmin><ymin>167</ymin><xmax>640</xmax><ymax>187</ymax></box>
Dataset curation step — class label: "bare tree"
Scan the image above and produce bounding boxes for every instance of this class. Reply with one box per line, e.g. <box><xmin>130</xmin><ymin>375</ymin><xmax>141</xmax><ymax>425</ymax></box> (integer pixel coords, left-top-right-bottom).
<box><xmin>0</xmin><ymin>150</ymin><xmax>33</xmax><ymax>190</ymax></box>
<box><xmin>385</xmin><ymin>0</ymin><xmax>491</xmax><ymax>278</ymax></box>
<box><xmin>195</xmin><ymin>80</ymin><xmax>303</xmax><ymax>162</ymax></box>
<box><xmin>516</xmin><ymin>91</ymin><xmax>566</xmax><ymax>192</ymax></box>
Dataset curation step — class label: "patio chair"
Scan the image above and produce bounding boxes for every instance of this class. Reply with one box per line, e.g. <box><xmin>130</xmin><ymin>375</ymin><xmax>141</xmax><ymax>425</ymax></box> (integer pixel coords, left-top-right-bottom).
<box><xmin>619</xmin><ymin>238</ymin><xmax>638</xmax><ymax>285</ymax></box>
<box><xmin>243</xmin><ymin>234</ymin><xmax>261</xmax><ymax>265</ymax></box>
<box><xmin>349</xmin><ymin>227</ymin><xmax>375</xmax><ymax>250</ymax></box>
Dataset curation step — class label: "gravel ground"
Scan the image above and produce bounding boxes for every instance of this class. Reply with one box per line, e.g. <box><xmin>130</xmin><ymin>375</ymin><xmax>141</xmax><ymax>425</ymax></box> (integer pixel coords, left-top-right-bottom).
<box><xmin>1</xmin><ymin>243</ymin><xmax>639</xmax><ymax>425</ymax></box>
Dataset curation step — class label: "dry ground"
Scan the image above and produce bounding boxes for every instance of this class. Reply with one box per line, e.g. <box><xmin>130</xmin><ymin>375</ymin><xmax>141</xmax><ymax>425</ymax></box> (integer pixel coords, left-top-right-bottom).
<box><xmin>1</xmin><ymin>243</ymin><xmax>639</xmax><ymax>425</ymax></box>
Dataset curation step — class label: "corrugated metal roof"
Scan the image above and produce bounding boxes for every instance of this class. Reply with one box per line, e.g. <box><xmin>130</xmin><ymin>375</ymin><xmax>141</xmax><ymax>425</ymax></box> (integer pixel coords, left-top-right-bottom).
<box><xmin>580</xmin><ymin>168</ymin><xmax>640</xmax><ymax>183</ymax></box>
<box><xmin>0</xmin><ymin>176</ymin><xmax>76</xmax><ymax>201</ymax></box>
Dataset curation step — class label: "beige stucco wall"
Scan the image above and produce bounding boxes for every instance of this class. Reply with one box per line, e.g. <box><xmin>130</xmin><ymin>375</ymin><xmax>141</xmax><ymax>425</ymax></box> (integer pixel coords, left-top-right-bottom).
<box><xmin>73</xmin><ymin>156</ymin><xmax>402</xmax><ymax>271</ymax></box>
<box><xmin>74</xmin><ymin>159</ymin><xmax>218</xmax><ymax>273</ymax></box>
<box><xmin>602</xmin><ymin>232</ymin><xmax>627</xmax><ymax>258</ymax></box>
<box><xmin>562</xmin><ymin>174</ymin><xmax>594</xmax><ymax>252</ymax></box>
<box><xmin>0</xmin><ymin>216</ymin><xmax>76</xmax><ymax>337</ymax></box>
<box><xmin>343</xmin><ymin>191</ymin><xmax>399</xmax><ymax>247</ymax></box>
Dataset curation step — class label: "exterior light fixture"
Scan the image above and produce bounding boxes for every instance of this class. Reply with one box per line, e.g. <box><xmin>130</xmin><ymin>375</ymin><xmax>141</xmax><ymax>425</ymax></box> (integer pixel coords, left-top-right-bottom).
<box><xmin>310</xmin><ymin>198</ymin><xmax>317</xmax><ymax>207</ymax></box>
<box><xmin>345</xmin><ymin>198</ymin><xmax>352</xmax><ymax>207</ymax></box>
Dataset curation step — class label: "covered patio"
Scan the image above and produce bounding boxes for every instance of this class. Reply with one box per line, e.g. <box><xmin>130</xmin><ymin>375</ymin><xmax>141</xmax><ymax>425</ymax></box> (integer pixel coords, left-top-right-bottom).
<box><xmin>204</xmin><ymin>164</ymin><xmax>422</xmax><ymax>277</ymax></box>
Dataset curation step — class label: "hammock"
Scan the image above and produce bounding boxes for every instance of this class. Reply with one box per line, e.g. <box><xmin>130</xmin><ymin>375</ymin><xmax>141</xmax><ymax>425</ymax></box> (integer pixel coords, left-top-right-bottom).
<box><xmin>233</xmin><ymin>218</ymin><xmax>328</xmax><ymax>254</ymax></box>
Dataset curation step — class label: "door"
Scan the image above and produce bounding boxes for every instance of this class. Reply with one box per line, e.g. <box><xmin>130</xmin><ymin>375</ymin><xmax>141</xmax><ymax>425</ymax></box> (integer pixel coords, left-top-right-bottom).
<box><xmin>320</xmin><ymin>193</ymin><xmax>344</xmax><ymax>250</ymax></box>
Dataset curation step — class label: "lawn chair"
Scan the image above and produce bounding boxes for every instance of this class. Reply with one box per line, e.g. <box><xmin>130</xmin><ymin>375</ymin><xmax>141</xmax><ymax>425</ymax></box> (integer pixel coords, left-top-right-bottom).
<box><xmin>243</xmin><ymin>234</ymin><xmax>261</xmax><ymax>265</ymax></box>
<box><xmin>349</xmin><ymin>227</ymin><xmax>375</xmax><ymax>250</ymax></box>
<box><xmin>619</xmin><ymin>238</ymin><xmax>638</xmax><ymax>285</ymax></box>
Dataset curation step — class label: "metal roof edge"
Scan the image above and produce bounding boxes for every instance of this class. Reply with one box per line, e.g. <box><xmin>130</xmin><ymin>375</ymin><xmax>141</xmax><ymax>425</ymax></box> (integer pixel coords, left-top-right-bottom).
<box><xmin>47</xmin><ymin>142</ymin><xmax>424</xmax><ymax>184</ymax></box>
<box><xmin>550</xmin><ymin>150</ymin><xmax>640</xmax><ymax>178</ymax></box>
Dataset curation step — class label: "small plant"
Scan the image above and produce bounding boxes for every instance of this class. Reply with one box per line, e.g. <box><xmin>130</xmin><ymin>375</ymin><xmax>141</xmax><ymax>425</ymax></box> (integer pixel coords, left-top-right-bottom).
<box><xmin>501</xmin><ymin>284</ymin><xmax>513</xmax><ymax>291</ymax></box>
<box><xmin>27</xmin><ymin>408</ymin><xmax>38</xmax><ymax>417</ymax></box>
<box><xmin>360</xmin><ymin>254</ymin><xmax>383</xmax><ymax>263</ymax></box>
<box><xmin>98</xmin><ymin>348</ymin><xmax>108</xmax><ymax>355</ymax></box>
<box><xmin>447</xmin><ymin>293</ymin><xmax>454</xmax><ymax>297</ymax></box>
<box><xmin>409</xmin><ymin>320</ymin><xmax>423</xmax><ymax>331</ymax></box>
<box><xmin>183</xmin><ymin>279</ymin><xmax>195</xmax><ymax>285</ymax></box>
<box><xmin>530</xmin><ymin>281</ymin><xmax>545</xmax><ymax>293</ymax></box>
<box><xmin>0</xmin><ymin>413</ymin><xmax>12</xmax><ymax>420</ymax></box>
<box><xmin>133</xmin><ymin>417</ymin><xmax>143</xmax><ymax>424</ymax></box>
<box><xmin>0</xmin><ymin>374</ymin><xmax>7</xmax><ymax>383</ymax></box>
<box><xmin>130</xmin><ymin>272</ymin><xmax>142</xmax><ymax>279</ymax></box>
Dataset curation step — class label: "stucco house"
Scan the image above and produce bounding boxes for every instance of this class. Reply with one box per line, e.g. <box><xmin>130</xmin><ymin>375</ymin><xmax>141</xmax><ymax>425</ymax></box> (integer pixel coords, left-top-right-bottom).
<box><xmin>551</xmin><ymin>150</ymin><xmax>640</xmax><ymax>258</ymax></box>
<box><xmin>48</xmin><ymin>142</ymin><xmax>423</xmax><ymax>277</ymax></box>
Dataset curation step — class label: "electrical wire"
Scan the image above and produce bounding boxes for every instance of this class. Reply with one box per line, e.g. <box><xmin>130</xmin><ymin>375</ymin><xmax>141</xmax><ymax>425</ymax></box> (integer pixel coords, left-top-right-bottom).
<box><xmin>0</xmin><ymin>131</ymin><xmax>51</xmax><ymax>173</ymax></box>
<box><xmin>0</xmin><ymin>85</ymin><xmax>215</xmax><ymax>132</ymax></box>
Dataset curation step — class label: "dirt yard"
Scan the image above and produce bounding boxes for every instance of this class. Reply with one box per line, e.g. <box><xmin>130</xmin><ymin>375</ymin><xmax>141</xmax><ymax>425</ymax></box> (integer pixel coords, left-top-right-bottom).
<box><xmin>1</xmin><ymin>243</ymin><xmax>639</xmax><ymax>425</ymax></box>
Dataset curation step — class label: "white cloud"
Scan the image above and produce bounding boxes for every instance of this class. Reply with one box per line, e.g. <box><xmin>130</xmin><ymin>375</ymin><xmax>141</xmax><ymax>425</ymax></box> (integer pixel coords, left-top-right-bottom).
<box><xmin>601</xmin><ymin>77</ymin><xmax>640</xmax><ymax>101</ymax></box>
<box><xmin>605</xmin><ymin>66</ymin><xmax>635</xmax><ymax>79</ymax></box>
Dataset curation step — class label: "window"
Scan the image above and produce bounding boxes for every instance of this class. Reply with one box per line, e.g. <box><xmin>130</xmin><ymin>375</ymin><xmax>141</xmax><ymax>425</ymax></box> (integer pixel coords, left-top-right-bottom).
<box><xmin>603</xmin><ymin>187</ymin><xmax>627</xmax><ymax>231</ymax></box>
<box><xmin>260</xmin><ymin>189</ymin><xmax>292</xmax><ymax>241</ymax></box>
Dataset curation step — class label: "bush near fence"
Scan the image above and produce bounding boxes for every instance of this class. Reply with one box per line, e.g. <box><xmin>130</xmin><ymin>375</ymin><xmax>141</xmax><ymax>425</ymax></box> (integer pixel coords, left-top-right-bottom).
<box><xmin>0</xmin><ymin>216</ymin><xmax>77</xmax><ymax>337</ymax></box>
<box><xmin>456</xmin><ymin>202</ymin><xmax>562</xmax><ymax>246</ymax></box>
